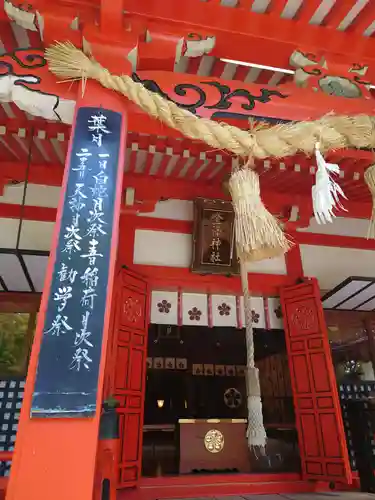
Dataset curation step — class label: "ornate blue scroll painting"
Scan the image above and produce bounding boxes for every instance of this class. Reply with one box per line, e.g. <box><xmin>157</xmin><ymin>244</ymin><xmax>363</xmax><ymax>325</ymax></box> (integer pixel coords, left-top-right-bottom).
<box><xmin>31</xmin><ymin>107</ymin><xmax>122</xmax><ymax>418</ymax></box>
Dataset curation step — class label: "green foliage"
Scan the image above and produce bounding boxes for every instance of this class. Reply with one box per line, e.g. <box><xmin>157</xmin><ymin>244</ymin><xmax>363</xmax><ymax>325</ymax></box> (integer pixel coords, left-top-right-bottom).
<box><xmin>0</xmin><ymin>313</ymin><xmax>30</xmax><ymax>376</ymax></box>
<box><xmin>104</xmin><ymin>395</ymin><xmax>120</xmax><ymax>409</ymax></box>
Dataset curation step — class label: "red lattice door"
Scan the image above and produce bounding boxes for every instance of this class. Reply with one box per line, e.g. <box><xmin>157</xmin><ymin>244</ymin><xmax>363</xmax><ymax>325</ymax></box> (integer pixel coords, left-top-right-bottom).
<box><xmin>280</xmin><ymin>280</ymin><xmax>352</xmax><ymax>484</ymax></box>
<box><xmin>110</xmin><ymin>267</ymin><xmax>149</xmax><ymax>488</ymax></box>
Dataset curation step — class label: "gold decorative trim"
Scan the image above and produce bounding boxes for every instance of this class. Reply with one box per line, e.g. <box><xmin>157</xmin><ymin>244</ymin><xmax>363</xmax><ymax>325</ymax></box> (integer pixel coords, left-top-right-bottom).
<box><xmin>204</xmin><ymin>429</ymin><xmax>224</xmax><ymax>453</ymax></box>
<box><xmin>178</xmin><ymin>418</ymin><xmax>247</xmax><ymax>424</ymax></box>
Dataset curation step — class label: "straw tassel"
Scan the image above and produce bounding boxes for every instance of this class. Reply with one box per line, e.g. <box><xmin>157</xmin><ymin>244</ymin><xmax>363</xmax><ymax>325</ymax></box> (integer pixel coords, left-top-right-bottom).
<box><xmin>312</xmin><ymin>142</ymin><xmax>347</xmax><ymax>224</ymax></box>
<box><xmin>364</xmin><ymin>164</ymin><xmax>375</xmax><ymax>238</ymax></box>
<box><xmin>228</xmin><ymin>164</ymin><xmax>290</xmax><ymax>262</ymax></box>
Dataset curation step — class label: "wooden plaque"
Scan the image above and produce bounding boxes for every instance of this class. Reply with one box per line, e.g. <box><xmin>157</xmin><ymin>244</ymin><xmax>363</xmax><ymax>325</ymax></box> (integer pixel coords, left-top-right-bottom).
<box><xmin>31</xmin><ymin>107</ymin><xmax>122</xmax><ymax>418</ymax></box>
<box><xmin>191</xmin><ymin>198</ymin><xmax>239</xmax><ymax>275</ymax></box>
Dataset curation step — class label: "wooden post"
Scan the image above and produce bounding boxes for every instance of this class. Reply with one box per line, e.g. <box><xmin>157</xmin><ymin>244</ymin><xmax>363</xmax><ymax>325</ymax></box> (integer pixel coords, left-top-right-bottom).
<box><xmin>6</xmin><ymin>81</ymin><xmax>127</xmax><ymax>500</ymax></box>
<box><xmin>285</xmin><ymin>239</ymin><xmax>304</xmax><ymax>282</ymax></box>
<box><xmin>363</xmin><ymin>317</ymin><xmax>375</xmax><ymax>379</ymax></box>
<box><xmin>280</xmin><ymin>279</ymin><xmax>352</xmax><ymax>484</ymax></box>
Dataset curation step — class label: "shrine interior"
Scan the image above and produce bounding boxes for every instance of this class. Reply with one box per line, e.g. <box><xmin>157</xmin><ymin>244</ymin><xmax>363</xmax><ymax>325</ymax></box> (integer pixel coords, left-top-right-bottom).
<box><xmin>142</xmin><ymin>324</ymin><xmax>299</xmax><ymax>477</ymax></box>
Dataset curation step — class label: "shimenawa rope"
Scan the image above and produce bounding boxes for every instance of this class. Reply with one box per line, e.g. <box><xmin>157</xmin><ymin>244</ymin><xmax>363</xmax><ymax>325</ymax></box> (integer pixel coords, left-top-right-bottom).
<box><xmin>45</xmin><ymin>42</ymin><xmax>375</xmax><ymax>159</ymax></box>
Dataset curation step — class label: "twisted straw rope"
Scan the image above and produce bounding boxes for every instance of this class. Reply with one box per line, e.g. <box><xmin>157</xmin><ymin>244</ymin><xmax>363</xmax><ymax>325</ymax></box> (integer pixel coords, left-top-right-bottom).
<box><xmin>364</xmin><ymin>164</ymin><xmax>375</xmax><ymax>238</ymax></box>
<box><xmin>46</xmin><ymin>42</ymin><xmax>375</xmax><ymax>159</ymax></box>
<box><xmin>240</xmin><ymin>259</ymin><xmax>255</xmax><ymax>368</ymax></box>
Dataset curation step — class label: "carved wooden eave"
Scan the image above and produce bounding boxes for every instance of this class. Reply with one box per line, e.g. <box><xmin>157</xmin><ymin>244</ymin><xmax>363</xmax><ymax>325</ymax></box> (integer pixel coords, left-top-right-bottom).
<box><xmin>0</xmin><ymin>0</ymin><xmax>374</xmax><ymax>297</ymax></box>
<box><xmin>4</xmin><ymin>1</ymin><xmax>375</xmax><ymax>75</ymax></box>
<box><xmin>0</xmin><ymin>6</ymin><xmax>373</xmax><ymax>213</ymax></box>
<box><xmin>0</xmin><ymin>44</ymin><xmax>373</xmax><ymax>224</ymax></box>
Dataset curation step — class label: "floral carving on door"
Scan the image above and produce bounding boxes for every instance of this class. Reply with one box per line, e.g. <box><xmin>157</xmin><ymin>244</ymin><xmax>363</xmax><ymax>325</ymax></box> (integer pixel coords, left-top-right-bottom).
<box><xmin>123</xmin><ymin>295</ymin><xmax>142</xmax><ymax>324</ymax></box>
<box><xmin>290</xmin><ymin>304</ymin><xmax>316</xmax><ymax>331</ymax></box>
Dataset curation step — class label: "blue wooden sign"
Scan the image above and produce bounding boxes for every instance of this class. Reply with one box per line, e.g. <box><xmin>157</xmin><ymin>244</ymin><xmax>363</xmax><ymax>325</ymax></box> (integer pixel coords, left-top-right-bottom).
<box><xmin>31</xmin><ymin>107</ymin><xmax>122</xmax><ymax>418</ymax></box>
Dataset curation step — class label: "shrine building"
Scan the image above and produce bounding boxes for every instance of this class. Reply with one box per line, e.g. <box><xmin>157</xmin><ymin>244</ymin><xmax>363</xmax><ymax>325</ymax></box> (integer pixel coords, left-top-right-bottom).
<box><xmin>1</xmin><ymin>1</ymin><xmax>375</xmax><ymax>499</ymax></box>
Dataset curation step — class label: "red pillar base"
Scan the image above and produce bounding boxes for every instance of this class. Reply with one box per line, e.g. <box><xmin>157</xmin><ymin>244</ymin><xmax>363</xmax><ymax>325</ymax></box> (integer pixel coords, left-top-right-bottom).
<box><xmin>5</xmin><ymin>82</ymin><xmax>128</xmax><ymax>500</ymax></box>
<box><xmin>93</xmin><ymin>439</ymin><xmax>119</xmax><ymax>500</ymax></box>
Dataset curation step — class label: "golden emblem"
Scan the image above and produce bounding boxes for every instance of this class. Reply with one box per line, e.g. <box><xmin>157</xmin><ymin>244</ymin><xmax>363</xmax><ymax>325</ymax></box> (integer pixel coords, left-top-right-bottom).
<box><xmin>204</xmin><ymin>429</ymin><xmax>224</xmax><ymax>453</ymax></box>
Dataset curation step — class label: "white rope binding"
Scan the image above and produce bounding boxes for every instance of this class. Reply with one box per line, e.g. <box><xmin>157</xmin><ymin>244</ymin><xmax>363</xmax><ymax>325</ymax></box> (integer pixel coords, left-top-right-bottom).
<box><xmin>312</xmin><ymin>142</ymin><xmax>347</xmax><ymax>224</ymax></box>
<box><xmin>240</xmin><ymin>258</ymin><xmax>267</xmax><ymax>449</ymax></box>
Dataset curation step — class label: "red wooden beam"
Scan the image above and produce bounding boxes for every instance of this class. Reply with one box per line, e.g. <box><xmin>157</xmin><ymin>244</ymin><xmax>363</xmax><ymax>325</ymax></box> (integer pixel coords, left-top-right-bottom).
<box><xmin>131</xmin><ymin>264</ymin><xmax>296</xmax><ymax>296</ymax></box>
<box><xmin>124</xmin><ymin>0</ymin><xmax>375</xmax><ymax>81</ymax></box>
<box><xmin>0</xmin><ymin>162</ymin><xmax>64</xmax><ymax>186</ymax></box>
<box><xmin>1</xmin><ymin>144</ymin><xmax>372</xmax><ymax>188</ymax></box>
<box><xmin>0</xmin><ymin>452</ymin><xmax>13</xmax><ymax>462</ymax></box>
<box><xmin>268</xmin><ymin>0</ymin><xmax>288</xmax><ymax>17</ymax></box>
<box><xmin>0</xmin><ymin>203</ymin><xmax>372</xmax><ymax>250</ymax></box>
<box><xmin>131</xmin><ymin>215</ymin><xmax>375</xmax><ymax>250</ymax></box>
<box><xmin>324</xmin><ymin>0</ymin><xmax>358</xmax><ymax>30</ymax></box>
<box><xmin>0</xmin><ymin>173</ymin><xmax>371</xmax><ymax>221</ymax></box>
<box><xmin>0</xmin><ymin>121</ymin><xmax>69</xmax><ymax>137</ymax></box>
<box><xmin>0</xmin><ymin>203</ymin><xmax>57</xmax><ymax>222</ymax></box>
<box><xmin>350</xmin><ymin>3</ymin><xmax>375</xmax><ymax>35</ymax></box>
<box><xmin>0</xmin><ymin>292</ymin><xmax>41</xmax><ymax>313</ymax></box>
<box><xmin>100</xmin><ymin>0</ymin><xmax>123</xmax><ymax>33</ymax></box>
<box><xmin>296</xmin><ymin>231</ymin><xmax>375</xmax><ymax>251</ymax></box>
<box><xmin>285</xmin><ymin>240</ymin><xmax>304</xmax><ymax>281</ymax></box>
<box><xmin>295</xmin><ymin>0</ymin><xmax>322</xmax><ymax>24</ymax></box>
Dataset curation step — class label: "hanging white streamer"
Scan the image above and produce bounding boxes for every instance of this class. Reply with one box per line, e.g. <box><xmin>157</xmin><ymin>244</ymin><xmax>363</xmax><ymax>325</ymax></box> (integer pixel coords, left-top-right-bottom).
<box><xmin>312</xmin><ymin>142</ymin><xmax>347</xmax><ymax>224</ymax></box>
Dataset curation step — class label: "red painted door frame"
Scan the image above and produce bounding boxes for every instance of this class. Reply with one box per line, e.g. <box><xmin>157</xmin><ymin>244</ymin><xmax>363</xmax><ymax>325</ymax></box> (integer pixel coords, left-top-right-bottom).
<box><xmin>111</xmin><ymin>225</ymin><xmax>352</xmax><ymax>488</ymax></box>
<box><xmin>106</xmin><ymin>266</ymin><xmax>150</xmax><ymax>489</ymax></box>
<box><xmin>280</xmin><ymin>279</ymin><xmax>352</xmax><ymax>484</ymax></box>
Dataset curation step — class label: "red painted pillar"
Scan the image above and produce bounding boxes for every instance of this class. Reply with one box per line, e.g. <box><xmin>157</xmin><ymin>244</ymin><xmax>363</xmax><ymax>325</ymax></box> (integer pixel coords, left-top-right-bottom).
<box><xmin>6</xmin><ymin>81</ymin><xmax>127</xmax><ymax>500</ymax></box>
<box><xmin>285</xmin><ymin>237</ymin><xmax>304</xmax><ymax>281</ymax></box>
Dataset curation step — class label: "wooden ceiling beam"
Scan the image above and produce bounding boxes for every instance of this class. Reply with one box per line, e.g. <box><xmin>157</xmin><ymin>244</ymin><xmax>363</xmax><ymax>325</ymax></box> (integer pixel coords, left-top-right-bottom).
<box><xmin>0</xmin><ymin>162</ymin><xmax>64</xmax><ymax>186</ymax></box>
<box><xmin>294</xmin><ymin>0</ymin><xmax>322</xmax><ymax>24</ymax></box>
<box><xmin>0</xmin><ymin>159</ymin><xmax>371</xmax><ymax>219</ymax></box>
<box><xmin>267</xmin><ymin>0</ymin><xmax>288</xmax><ymax>17</ymax></box>
<box><xmin>0</xmin><ymin>147</ymin><xmax>372</xmax><ymax>190</ymax></box>
<box><xmin>0</xmin><ymin>191</ymin><xmax>370</xmax><ymax>222</ymax></box>
<box><xmin>123</xmin><ymin>0</ymin><xmax>375</xmax><ymax>80</ymax></box>
<box><xmin>100</xmin><ymin>0</ymin><xmax>123</xmax><ymax>34</ymax></box>
<box><xmin>323</xmin><ymin>0</ymin><xmax>359</xmax><ymax>30</ymax></box>
<box><xmin>350</xmin><ymin>3</ymin><xmax>375</xmax><ymax>35</ymax></box>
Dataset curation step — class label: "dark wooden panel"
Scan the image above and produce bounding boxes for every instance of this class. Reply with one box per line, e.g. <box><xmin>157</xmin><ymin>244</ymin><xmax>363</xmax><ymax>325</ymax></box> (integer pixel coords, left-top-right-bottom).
<box><xmin>31</xmin><ymin>107</ymin><xmax>122</xmax><ymax>418</ymax></box>
<box><xmin>191</xmin><ymin>198</ymin><xmax>239</xmax><ymax>275</ymax></box>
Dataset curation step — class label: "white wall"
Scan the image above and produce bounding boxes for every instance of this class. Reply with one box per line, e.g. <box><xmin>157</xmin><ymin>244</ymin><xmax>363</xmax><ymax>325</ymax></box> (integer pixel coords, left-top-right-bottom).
<box><xmin>0</xmin><ymin>184</ymin><xmax>57</xmax><ymax>251</ymax></box>
<box><xmin>138</xmin><ymin>199</ymin><xmax>193</xmax><ymax>221</ymax></box>
<box><xmin>1</xmin><ymin>195</ymin><xmax>374</xmax><ymax>292</ymax></box>
<box><xmin>298</xmin><ymin>216</ymin><xmax>370</xmax><ymax>238</ymax></box>
<box><xmin>134</xmin><ymin>230</ymin><xmax>192</xmax><ymax>267</ymax></box>
<box><xmin>0</xmin><ymin>183</ymin><xmax>60</xmax><ymax>208</ymax></box>
<box><xmin>0</xmin><ymin>218</ymin><xmax>54</xmax><ymax>251</ymax></box>
<box><xmin>301</xmin><ymin>245</ymin><xmax>375</xmax><ymax>290</ymax></box>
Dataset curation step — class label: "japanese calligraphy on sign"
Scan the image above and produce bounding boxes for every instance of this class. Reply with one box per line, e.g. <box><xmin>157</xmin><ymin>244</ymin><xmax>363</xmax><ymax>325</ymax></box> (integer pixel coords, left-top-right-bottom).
<box><xmin>31</xmin><ymin>107</ymin><xmax>122</xmax><ymax>418</ymax></box>
<box><xmin>191</xmin><ymin>198</ymin><xmax>239</xmax><ymax>275</ymax></box>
